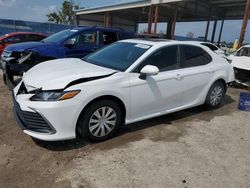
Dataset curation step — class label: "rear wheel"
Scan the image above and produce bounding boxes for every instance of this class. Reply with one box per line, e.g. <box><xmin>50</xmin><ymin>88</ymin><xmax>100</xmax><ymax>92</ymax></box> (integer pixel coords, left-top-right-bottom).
<box><xmin>78</xmin><ymin>100</ymin><xmax>122</xmax><ymax>142</ymax></box>
<box><xmin>205</xmin><ymin>81</ymin><xmax>226</xmax><ymax>108</ymax></box>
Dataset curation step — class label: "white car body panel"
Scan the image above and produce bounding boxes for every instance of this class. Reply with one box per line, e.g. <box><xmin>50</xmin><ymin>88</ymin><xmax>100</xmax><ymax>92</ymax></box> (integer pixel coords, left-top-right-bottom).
<box><xmin>13</xmin><ymin>39</ymin><xmax>235</xmax><ymax>141</ymax></box>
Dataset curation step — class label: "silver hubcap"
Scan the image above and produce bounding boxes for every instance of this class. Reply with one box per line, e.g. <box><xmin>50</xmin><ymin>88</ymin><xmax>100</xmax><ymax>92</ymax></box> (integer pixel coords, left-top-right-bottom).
<box><xmin>210</xmin><ymin>86</ymin><xmax>223</xmax><ymax>106</ymax></box>
<box><xmin>89</xmin><ymin>107</ymin><xmax>117</xmax><ymax>137</ymax></box>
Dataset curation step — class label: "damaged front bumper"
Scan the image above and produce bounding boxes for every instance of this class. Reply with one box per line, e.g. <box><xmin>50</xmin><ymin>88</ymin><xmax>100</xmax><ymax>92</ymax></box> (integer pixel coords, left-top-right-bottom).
<box><xmin>234</xmin><ymin>67</ymin><xmax>250</xmax><ymax>86</ymax></box>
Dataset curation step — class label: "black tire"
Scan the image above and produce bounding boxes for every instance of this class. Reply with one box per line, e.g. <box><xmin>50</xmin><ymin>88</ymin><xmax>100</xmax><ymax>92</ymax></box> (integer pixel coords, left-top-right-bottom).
<box><xmin>78</xmin><ymin>100</ymin><xmax>122</xmax><ymax>142</ymax></box>
<box><xmin>205</xmin><ymin>81</ymin><xmax>226</xmax><ymax>108</ymax></box>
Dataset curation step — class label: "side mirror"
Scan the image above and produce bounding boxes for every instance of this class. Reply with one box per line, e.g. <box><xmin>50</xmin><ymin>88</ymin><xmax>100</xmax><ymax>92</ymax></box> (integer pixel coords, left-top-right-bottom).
<box><xmin>139</xmin><ymin>65</ymin><xmax>159</xmax><ymax>79</ymax></box>
<box><xmin>64</xmin><ymin>39</ymin><xmax>75</xmax><ymax>48</ymax></box>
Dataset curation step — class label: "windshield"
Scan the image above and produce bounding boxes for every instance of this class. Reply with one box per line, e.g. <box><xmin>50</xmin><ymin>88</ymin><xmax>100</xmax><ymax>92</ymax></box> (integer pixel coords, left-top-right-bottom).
<box><xmin>42</xmin><ymin>29</ymin><xmax>78</xmax><ymax>43</ymax></box>
<box><xmin>84</xmin><ymin>42</ymin><xmax>151</xmax><ymax>71</ymax></box>
<box><xmin>235</xmin><ymin>47</ymin><xmax>250</xmax><ymax>57</ymax></box>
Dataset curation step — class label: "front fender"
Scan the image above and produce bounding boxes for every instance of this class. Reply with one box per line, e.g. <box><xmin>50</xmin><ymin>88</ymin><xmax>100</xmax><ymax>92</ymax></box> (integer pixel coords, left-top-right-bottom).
<box><xmin>30</xmin><ymin>45</ymin><xmax>65</xmax><ymax>59</ymax></box>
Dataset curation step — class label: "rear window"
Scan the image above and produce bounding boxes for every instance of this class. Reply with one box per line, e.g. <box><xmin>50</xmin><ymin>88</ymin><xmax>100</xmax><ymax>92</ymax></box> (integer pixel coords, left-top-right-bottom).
<box><xmin>180</xmin><ymin>45</ymin><xmax>212</xmax><ymax>68</ymax></box>
<box><xmin>236</xmin><ymin>47</ymin><xmax>250</xmax><ymax>57</ymax></box>
<box><xmin>201</xmin><ymin>43</ymin><xmax>218</xmax><ymax>51</ymax></box>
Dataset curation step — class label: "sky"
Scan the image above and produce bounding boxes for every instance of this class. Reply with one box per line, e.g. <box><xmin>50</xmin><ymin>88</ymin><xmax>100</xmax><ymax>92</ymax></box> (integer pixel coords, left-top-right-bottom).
<box><xmin>0</xmin><ymin>0</ymin><xmax>249</xmax><ymax>43</ymax></box>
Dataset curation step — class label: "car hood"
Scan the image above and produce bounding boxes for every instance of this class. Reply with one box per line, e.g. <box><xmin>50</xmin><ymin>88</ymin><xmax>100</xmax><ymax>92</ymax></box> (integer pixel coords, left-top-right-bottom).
<box><xmin>230</xmin><ymin>56</ymin><xmax>250</xmax><ymax>71</ymax></box>
<box><xmin>22</xmin><ymin>58</ymin><xmax>116</xmax><ymax>91</ymax></box>
<box><xmin>5</xmin><ymin>41</ymin><xmax>52</xmax><ymax>52</ymax></box>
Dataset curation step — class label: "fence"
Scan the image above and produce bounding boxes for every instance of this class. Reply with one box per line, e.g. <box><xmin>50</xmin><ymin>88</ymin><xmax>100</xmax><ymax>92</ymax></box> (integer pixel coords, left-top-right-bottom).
<box><xmin>0</xmin><ymin>18</ymin><xmax>74</xmax><ymax>36</ymax></box>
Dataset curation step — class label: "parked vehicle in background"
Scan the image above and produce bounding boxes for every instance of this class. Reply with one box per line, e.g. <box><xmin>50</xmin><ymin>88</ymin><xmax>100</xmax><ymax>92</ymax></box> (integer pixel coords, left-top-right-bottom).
<box><xmin>13</xmin><ymin>39</ymin><xmax>234</xmax><ymax>141</ymax></box>
<box><xmin>219</xmin><ymin>43</ymin><xmax>228</xmax><ymax>51</ymax></box>
<box><xmin>0</xmin><ymin>32</ymin><xmax>46</xmax><ymax>68</ymax></box>
<box><xmin>228</xmin><ymin>45</ymin><xmax>250</xmax><ymax>83</ymax></box>
<box><xmin>199</xmin><ymin>42</ymin><xmax>226</xmax><ymax>57</ymax></box>
<box><xmin>0</xmin><ymin>32</ymin><xmax>46</xmax><ymax>56</ymax></box>
<box><xmin>1</xmin><ymin>27</ymin><xmax>134</xmax><ymax>85</ymax></box>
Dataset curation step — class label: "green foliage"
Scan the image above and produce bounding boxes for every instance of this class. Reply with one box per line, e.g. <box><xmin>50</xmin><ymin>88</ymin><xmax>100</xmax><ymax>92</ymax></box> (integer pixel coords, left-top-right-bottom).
<box><xmin>47</xmin><ymin>0</ymin><xmax>79</xmax><ymax>25</ymax></box>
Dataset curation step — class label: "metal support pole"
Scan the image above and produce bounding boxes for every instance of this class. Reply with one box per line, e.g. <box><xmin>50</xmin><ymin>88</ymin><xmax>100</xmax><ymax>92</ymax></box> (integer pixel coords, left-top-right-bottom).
<box><xmin>104</xmin><ymin>12</ymin><xmax>110</xmax><ymax>28</ymax></box>
<box><xmin>166</xmin><ymin>20</ymin><xmax>172</xmax><ymax>39</ymax></box>
<box><xmin>218</xmin><ymin>20</ymin><xmax>224</xmax><ymax>46</ymax></box>
<box><xmin>107</xmin><ymin>12</ymin><xmax>110</xmax><ymax>28</ymax></box>
<box><xmin>76</xmin><ymin>15</ymin><xmax>80</xmax><ymax>26</ymax></box>
<box><xmin>147</xmin><ymin>5</ymin><xmax>153</xmax><ymax>34</ymax></box>
<box><xmin>153</xmin><ymin>5</ymin><xmax>159</xmax><ymax>35</ymax></box>
<box><xmin>238</xmin><ymin>0</ymin><xmax>250</xmax><ymax>48</ymax></box>
<box><xmin>211</xmin><ymin>20</ymin><xmax>217</xmax><ymax>43</ymax></box>
<box><xmin>104</xmin><ymin>13</ymin><xmax>106</xmax><ymax>28</ymax></box>
<box><xmin>204</xmin><ymin>21</ymin><xmax>210</xmax><ymax>42</ymax></box>
<box><xmin>134</xmin><ymin>23</ymin><xmax>138</xmax><ymax>33</ymax></box>
<box><xmin>171</xmin><ymin>9</ymin><xmax>177</xmax><ymax>39</ymax></box>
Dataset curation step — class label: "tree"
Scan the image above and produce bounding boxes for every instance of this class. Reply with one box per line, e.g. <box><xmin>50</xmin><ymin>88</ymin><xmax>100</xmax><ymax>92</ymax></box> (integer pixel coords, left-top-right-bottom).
<box><xmin>186</xmin><ymin>32</ymin><xmax>195</xmax><ymax>39</ymax></box>
<box><xmin>47</xmin><ymin>0</ymin><xmax>80</xmax><ymax>25</ymax></box>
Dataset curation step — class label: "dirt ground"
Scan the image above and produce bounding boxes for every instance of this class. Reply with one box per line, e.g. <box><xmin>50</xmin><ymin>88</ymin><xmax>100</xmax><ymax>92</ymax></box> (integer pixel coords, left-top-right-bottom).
<box><xmin>0</xmin><ymin>71</ymin><xmax>250</xmax><ymax>188</ymax></box>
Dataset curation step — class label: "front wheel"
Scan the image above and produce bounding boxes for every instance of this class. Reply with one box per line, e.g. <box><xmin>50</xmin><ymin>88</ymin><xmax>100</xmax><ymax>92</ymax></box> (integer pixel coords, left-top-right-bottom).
<box><xmin>205</xmin><ymin>81</ymin><xmax>226</xmax><ymax>108</ymax></box>
<box><xmin>78</xmin><ymin>100</ymin><xmax>122</xmax><ymax>142</ymax></box>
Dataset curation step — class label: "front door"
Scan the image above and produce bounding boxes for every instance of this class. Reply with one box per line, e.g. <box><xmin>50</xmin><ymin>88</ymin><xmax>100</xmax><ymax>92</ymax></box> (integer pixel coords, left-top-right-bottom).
<box><xmin>129</xmin><ymin>45</ymin><xmax>184</xmax><ymax>120</ymax></box>
<box><xmin>65</xmin><ymin>30</ymin><xmax>100</xmax><ymax>58</ymax></box>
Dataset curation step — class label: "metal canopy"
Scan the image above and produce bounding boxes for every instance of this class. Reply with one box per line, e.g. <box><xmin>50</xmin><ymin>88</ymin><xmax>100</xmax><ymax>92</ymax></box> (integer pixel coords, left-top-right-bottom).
<box><xmin>75</xmin><ymin>0</ymin><xmax>250</xmax><ymax>45</ymax></box>
<box><xmin>76</xmin><ymin>0</ymin><xmax>248</xmax><ymax>22</ymax></box>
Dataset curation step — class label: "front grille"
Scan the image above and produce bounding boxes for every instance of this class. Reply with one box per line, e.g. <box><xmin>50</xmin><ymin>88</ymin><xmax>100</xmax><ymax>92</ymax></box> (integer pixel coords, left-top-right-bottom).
<box><xmin>13</xmin><ymin>97</ymin><xmax>54</xmax><ymax>134</ymax></box>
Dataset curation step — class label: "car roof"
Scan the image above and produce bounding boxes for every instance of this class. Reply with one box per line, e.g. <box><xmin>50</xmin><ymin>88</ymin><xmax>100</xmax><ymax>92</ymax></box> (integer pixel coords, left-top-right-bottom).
<box><xmin>189</xmin><ymin>41</ymin><xmax>216</xmax><ymax>45</ymax></box>
<box><xmin>121</xmin><ymin>38</ymin><xmax>209</xmax><ymax>47</ymax></box>
<box><xmin>71</xmin><ymin>26</ymin><xmax>133</xmax><ymax>33</ymax></box>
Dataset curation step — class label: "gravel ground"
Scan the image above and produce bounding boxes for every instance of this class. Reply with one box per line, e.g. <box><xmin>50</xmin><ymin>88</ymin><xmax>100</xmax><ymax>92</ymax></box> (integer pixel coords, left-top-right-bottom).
<box><xmin>0</xmin><ymin>71</ymin><xmax>250</xmax><ymax>188</ymax></box>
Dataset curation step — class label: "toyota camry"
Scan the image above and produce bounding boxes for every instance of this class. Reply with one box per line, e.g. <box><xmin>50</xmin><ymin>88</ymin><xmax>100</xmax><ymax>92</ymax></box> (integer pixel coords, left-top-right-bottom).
<box><xmin>12</xmin><ymin>39</ymin><xmax>235</xmax><ymax>141</ymax></box>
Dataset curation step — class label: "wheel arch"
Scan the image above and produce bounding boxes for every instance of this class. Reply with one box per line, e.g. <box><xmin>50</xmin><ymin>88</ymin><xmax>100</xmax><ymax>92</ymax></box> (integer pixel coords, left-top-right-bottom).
<box><xmin>212</xmin><ymin>78</ymin><xmax>227</xmax><ymax>91</ymax></box>
<box><xmin>75</xmin><ymin>95</ymin><xmax>126</xmax><ymax>138</ymax></box>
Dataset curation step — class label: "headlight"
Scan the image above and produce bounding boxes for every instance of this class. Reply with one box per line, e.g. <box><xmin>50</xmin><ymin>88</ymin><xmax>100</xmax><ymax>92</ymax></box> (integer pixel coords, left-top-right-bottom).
<box><xmin>30</xmin><ymin>90</ymin><xmax>80</xmax><ymax>101</ymax></box>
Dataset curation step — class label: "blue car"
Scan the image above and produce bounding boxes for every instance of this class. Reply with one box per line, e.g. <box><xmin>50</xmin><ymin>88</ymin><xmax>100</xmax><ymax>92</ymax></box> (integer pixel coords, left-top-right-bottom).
<box><xmin>1</xmin><ymin>27</ymin><xmax>134</xmax><ymax>85</ymax></box>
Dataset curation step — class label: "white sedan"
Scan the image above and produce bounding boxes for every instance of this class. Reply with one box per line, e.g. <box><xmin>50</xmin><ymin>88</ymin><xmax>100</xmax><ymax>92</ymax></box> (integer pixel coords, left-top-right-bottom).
<box><xmin>228</xmin><ymin>45</ymin><xmax>250</xmax><ymax>83</ymax></box>
<box><xmin>13</xmin><ymin>39</ymin><xmax>235</xmax><ymax>141</ymax></box>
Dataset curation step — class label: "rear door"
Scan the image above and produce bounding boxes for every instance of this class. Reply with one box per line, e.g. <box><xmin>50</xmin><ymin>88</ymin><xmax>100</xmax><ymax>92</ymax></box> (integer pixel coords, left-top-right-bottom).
<box><xmin>178</xmin><ymin>45</ymin><xmax>213</xmax><ymax>106</ymax></box>
<box><xmin>65</xmin><ymin>30</ymin><xmax>100</xmax><ymax>58</ymax></box>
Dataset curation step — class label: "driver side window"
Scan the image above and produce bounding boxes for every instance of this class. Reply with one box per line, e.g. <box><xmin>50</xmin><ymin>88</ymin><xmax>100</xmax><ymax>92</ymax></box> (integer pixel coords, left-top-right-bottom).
<box><xmin>134</xmin><ymin>45</ymin><xmax>178</xmax><ymax>73</ymax></box>
<box><xmin>69</xmin><ymin>31</ymin><xmax>97</xmax><ymax>45</ymax></box>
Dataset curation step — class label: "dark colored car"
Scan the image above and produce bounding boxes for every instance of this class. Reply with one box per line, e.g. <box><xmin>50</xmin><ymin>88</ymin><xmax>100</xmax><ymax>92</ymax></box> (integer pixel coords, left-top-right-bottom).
<box><xmin>1</xmin><ymin>27</ymin><xmax>134</xmax><ymax>85</ymax></box>
<box><xmin>0</xmin><ymin>32</ymin><xmax>46</xmax><ymax>56</ymax></box>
